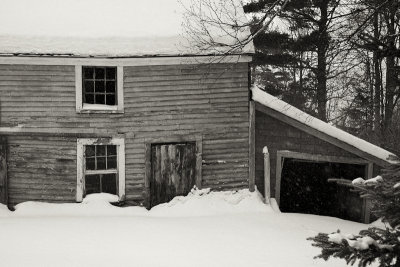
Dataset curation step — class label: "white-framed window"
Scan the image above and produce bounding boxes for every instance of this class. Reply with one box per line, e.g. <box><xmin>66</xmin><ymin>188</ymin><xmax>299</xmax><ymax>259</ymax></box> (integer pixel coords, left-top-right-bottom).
<box><xmin>75</xmin><ymin>65</ymin><xmax>124</xmax><ymax>113</ymax></box>
<box><xmin>76</xmin><ymin>138</ymin><xmax>125</xmax><ymax>202</ymax></box>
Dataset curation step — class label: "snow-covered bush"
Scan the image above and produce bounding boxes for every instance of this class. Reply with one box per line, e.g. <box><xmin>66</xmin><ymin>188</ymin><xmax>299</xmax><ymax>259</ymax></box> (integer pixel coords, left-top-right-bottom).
<box><xmin>308</xmin><ymin>165</ymin><xmax>400</xmax><ymax>267</ymax></box>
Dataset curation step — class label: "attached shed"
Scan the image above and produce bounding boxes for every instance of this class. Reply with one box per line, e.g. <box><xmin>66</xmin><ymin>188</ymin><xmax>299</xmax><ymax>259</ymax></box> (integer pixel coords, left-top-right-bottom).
<box><xmin>251</xmin><ymin>86</ymin><xmax>399</xmax><ymax>223</ymax></box>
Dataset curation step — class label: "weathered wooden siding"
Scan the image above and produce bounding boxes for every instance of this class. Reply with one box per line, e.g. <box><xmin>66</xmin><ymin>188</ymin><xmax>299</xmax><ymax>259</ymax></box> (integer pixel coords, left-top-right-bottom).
<box><xmin>255</xmin><ymin>110</ymin><xmax>367</xmax><ymax>197</ymax></box>
<box><xmin>0</xmin><ymin>63</ymin><xmax>250</xmax><ymax>206</ymax></box>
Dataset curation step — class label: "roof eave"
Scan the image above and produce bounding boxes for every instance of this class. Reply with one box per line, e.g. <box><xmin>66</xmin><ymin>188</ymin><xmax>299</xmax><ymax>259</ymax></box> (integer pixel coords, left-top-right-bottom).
<box><xmin>0</xmin><ymin>52</ymin><xmax>254</xmax><ymax>59</ymax></box>
<box><xmin>254</xmin><ymin>102</ymin><xmax>398</xmax><ymax>168</ymax></box>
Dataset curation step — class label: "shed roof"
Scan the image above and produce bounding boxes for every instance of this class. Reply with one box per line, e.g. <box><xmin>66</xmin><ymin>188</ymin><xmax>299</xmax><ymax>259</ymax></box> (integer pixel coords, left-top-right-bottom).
<box><xmin>0</xmin><ymin>0</ymin><xmax>254</xmax><ymax>57</ymax></box>
<box><xmin>252</xmin><ymin>86</ymin><xmax>399</xmax><ymax>166</ymax></box>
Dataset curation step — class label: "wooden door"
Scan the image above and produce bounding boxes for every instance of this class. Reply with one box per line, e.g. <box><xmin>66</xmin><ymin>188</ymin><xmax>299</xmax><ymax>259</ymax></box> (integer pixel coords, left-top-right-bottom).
<box><xmin>150</xmin><ymin>142</ymin><xmax>196</xmax><ymax>208</ymax></box>
<box><xmin>0</xmin><ymin>136</ymin><xmax>7</xmax><ymax>205</ymax></box>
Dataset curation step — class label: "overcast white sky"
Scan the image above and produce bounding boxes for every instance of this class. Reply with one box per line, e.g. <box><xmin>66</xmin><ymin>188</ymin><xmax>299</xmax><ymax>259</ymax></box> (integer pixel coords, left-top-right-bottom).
<box><xmin>0</xmin><ymin>0</ymin><xmax>183</xmax><ymax>37</ymax></box>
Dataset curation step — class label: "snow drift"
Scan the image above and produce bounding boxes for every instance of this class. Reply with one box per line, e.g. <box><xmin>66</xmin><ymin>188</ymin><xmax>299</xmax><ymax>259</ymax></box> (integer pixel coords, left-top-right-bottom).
<box><xmin>10</xmin><ymin>188</ymin><xmax>270</xmax><ymax>217</ymax></box>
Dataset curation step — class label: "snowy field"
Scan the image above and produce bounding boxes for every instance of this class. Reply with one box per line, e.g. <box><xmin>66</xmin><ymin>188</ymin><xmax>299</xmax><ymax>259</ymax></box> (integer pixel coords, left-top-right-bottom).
<box><xmin>0</xmin><ymin>189</ymin><xmax>376</xmax><ymax>267</ymax></box>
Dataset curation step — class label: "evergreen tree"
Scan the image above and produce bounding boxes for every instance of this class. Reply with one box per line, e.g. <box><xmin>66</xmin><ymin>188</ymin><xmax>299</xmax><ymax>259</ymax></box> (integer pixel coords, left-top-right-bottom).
<box><xmin>244</xmin><ymin>0</ymin><xmax>344</xmax><ymax>121</ymax></box>
<box><xmin>249</xmin><ymin>23</ymin><xmax>317</xmax><ymax>113</ymax></box>
<box><xmin>308</xmin><ymin>165</ymin><xmax>400</xmax><ymax>267</ymax></box>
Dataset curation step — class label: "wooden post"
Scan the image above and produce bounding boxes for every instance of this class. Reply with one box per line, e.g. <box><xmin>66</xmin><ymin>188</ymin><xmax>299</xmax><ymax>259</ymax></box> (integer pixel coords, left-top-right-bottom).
<box><xmin>144</xmin><ymin>143</ymin><xmax>152</xmax><ymax>209</ymax></box>
<box><xmin>249</xmin><ymin>101</ymin><xmax>255</xmax><ymax>192</ymax></box>
<box><xmin>275</xmin><ymin>154</ymin><xmax>282</xmax><ymax>205</ymax></box>
<box><xmin>0</xmin><ymin>136</ymin><xmax>8</xmax><ymax>205</ymax></box>
<box><xmin>363</xmin><ymin>163</ymin><xmax>374</xmax><ymax>223</ymax></box>
<box><xmin>263</xmin><ymin>146</ymin><xmax>271</xmax><ymax>203</ymax></box>
<box><xmin>195</xmin><ymin>137</ymin><xmax>203</xmax><ymax>190</ymax></box>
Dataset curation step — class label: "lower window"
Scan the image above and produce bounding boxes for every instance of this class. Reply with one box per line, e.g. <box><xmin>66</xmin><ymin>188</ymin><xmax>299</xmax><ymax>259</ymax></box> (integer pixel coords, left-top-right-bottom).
<box><xmin>76</xmin><ymin>138</ymin><xmax>125</xmax><ymax>202</ymax></box>
<box><xmin>86</xmin><ymin>174</ymin><xmax>117</xmax><ymax>195</ymax></box>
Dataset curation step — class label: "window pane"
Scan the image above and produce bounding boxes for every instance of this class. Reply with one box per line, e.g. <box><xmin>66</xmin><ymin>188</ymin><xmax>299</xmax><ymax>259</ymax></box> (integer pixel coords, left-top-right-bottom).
<box><xmin>102</xmin><ymin>174</ymin><xmax>117</xmax><ymax>195</ymax></box>
<box><xmin>107</xmin><ymin>145</ymin><xmax>116</xmax><ymax>156</ymax></box>
<box><xmin>86</xmin><ymin>157</ymin><xmax>95</xmax><ymax>170</ymax></box>
<box><xmin>97</xmin><ymin>157</ymin><xmax>106</xmax><ymax>170</ymax></box>
<box><xmin>106</xmin><ymin>68</ymin><xmax>116</xmax><ymax>80</ymax></box>
<box><xmin>84</xmin><ymin>94</ymin><xmax>94</xmax><ymax>104</ymax></box>
<box><xmin>107</xmin><ymin>156</ymin><xmax>117</xmax><ymax>169</ymax></box>
<box><xmin>95</xmin><ymin>81</ymin><xmax>105</xmax><ymax>93</ymax></box>
<box><xmin>105</xmin><ymin>94</ymin><xmax>116</xmax><ymax>105</ymax></box>
<box><xmin>84</xmin><ymin>81</ymin><xmax>94</xmax><ymax>93</ymax></box>
<box><xmin>95</xmin><ymin>68</ymin><xmax>105</xmax><ymax>79</ymax></box>
<box><xmin>83</xmin><ymin>67</ymin><xmax>94</xmax><ymax>79</ymax></box>
<box><xmin>96</xmin><ymin>146</ymin><xmax>106</xmax><ymax>156</ymax></box>
<box><xmin>95</xmin><ymin>94</ymin><xmax>105</xmax><ymax>104</ymax></box>
<box><xmin>86</xmin><ymin>175</ymin><xmax>101</xmax><ymax>195</ymax></box>
<box><xmin>106</xmin><ymin>81</ymin><xmax>115</xmax><ymax>93</ymax></box>
<box><xmin>85</xmin><ymin>145</ymin><xmax>95</xmax><ymax>157</ymax></box>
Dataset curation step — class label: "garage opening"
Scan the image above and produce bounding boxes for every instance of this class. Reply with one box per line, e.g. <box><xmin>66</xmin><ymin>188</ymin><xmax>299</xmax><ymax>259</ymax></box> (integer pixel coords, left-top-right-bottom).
<box><xmin>278</xmin><ymin>153</ymin><xmax>368</xmax><ymax>223</ymax></box>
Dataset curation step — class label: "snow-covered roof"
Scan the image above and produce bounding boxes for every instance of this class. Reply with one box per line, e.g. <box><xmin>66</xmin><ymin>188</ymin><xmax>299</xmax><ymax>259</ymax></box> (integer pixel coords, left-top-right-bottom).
<box><xmin>251</xmin><ymin>86</ymin><xmax>399</xmax><ymax>165</ymax></box>
<box><xmin>0</xmin><ymin>0</ymin><xmax>254</xmax><ymax>57</ymax></box>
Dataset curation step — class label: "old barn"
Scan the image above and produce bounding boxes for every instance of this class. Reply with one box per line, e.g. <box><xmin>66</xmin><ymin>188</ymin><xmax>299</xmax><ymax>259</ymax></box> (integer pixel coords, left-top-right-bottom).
<box><xmin>0</xmin><ymin>0</ymin><xmax>397</xmax><ymax>223</ymax></box>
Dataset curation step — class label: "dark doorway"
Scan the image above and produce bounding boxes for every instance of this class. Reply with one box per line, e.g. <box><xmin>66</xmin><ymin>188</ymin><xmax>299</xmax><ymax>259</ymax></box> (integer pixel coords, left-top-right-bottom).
<box><xmin>150</xmin><ymin>142</ymin><xmax>196</xmax><ymax>208</ymax></box>
<box><xmin>280</xmin><ymin>159</ymin><xmax>365</xmax><ymax>222</ymax></box>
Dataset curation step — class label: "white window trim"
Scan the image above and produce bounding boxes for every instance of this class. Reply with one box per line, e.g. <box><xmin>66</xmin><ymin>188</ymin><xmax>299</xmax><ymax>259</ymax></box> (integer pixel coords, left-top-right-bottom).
<box><xmin>75</xmin><ymin>66</ymin><xmax>124</xmax><ymax>113</ymax></box>
<box><xmin>76</xmin><ymin>138</ymin><xmax>125</xmax><ymax>202</ymax></box>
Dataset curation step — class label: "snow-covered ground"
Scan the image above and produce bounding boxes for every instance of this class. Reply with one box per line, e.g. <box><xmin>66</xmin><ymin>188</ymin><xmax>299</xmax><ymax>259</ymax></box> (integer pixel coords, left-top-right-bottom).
<box><xmin>0</xmin><ymin>189</ymin><xmax>375</xmax><ymax>267</ymax></box>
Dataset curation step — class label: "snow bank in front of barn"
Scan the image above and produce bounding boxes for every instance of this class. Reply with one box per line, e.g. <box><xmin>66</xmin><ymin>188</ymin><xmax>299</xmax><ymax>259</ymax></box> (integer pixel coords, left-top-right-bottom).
<box><xmin>0</xmin><ymin>204</ymin><xmax>11</xmax><ymax>217</ymax></box>
<box><xmin>10</xmin><ymin>188</ymin><xmax>270</xmax><ymax>217</ymax></box>
<box><xmin>13</xmin><ymin>193</ymin><xmax>146</xmax><ymax>217</ymax></box>
<box><xmin>81</xmin><ymin>192</ymin><xmax>119</xmax><ymax>204</ymax></box>
<box><xmin>150</xmin><ymin>187</ymin><xmax>269</xmax><ymax>217</ymax></box>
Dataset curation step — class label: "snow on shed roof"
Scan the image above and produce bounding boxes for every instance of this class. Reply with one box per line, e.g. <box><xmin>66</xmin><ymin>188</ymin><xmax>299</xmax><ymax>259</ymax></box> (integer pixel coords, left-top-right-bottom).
<box><xmin>0</xmin><ymin>0</ymin><xmax>254</xmax><ymax>57</ymax></box>
<box><xmin>251</xmin><ymin>86</ymin><xmax>399</xmax><ymax>165</ymax></box>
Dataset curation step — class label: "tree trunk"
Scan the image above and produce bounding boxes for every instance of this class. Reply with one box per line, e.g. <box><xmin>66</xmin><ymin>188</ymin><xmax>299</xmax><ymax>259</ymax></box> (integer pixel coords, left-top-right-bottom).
<box><xmin>373</xmin><ymin>11</ymin><xmax>382</xmax><ymax>136</ymax></box>
<box><xmin>316</xmin><ymin>0</ymin><xmax>329</xmax><ymax>122</ymax></box>
<box><xmin>383</xmin><ymin>2</ymin><xmax>396</xmax><ymax>139</ymax></box>
<box><xmin>366</xmin><ymin>54</ymin><xmax>373</xmax><ymax>132</ymax></box>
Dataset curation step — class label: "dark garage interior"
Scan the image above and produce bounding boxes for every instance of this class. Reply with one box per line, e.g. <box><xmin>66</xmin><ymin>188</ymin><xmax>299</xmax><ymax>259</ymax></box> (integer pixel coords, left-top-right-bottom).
<box><xmin>279</xmin><ymin>159</ymin><xmax>366</xmax><ymax>222</ymax></box>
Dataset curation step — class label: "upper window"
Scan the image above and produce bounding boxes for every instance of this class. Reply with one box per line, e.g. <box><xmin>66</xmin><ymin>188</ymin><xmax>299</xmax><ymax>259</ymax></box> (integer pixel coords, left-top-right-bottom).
<box><xmin>83</xmin><ymin>67</ymin><xmax>117</xmax><ymax>106</ymax></box>
<box><xmin>75</xmin><ymin>65</ymin><xmax>124</xmax><ymax>113</ymax></box>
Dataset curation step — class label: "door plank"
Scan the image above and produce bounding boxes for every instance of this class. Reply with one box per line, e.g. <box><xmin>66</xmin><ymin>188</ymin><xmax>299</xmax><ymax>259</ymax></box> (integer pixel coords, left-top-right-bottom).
<box><xmin>150</xmin><ymin>142</ymin><xmax>196</xmax><ymax>207</ymax></box>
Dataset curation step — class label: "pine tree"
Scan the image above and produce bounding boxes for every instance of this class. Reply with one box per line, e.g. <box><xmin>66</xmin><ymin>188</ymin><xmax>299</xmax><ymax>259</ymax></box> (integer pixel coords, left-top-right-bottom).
<box><xmin>244</xmin><ymin>0</ymin><xmax>344</xmax><ymax>121</ymax></box>
<box><xmin>249</xmin><ymin>27</ymin><xmax>315</xmax><ymax>112</ymax></box>
<box><xmin>308</xmin><ymin>165</ymin><xmax>400</xmax><ymax>267</ymax></box>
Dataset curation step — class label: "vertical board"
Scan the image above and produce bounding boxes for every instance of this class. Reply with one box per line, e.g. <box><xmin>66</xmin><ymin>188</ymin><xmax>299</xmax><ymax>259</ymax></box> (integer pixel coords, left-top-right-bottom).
<box><xmin>0</xmin><ymin>136</ymin><xmax>7</xmax><ymax>205</ymax></box>
<box><xmin>249</xmin><ymin>101</ymin><xmax>255</xmax><ymax>192</ymax></box>
<box><xmin>363</xmin><ymin>163</ymin><xmax>374</xmax><ymax>223</ymax></box>
<box><xmin>150</xmin><ymin>143</ymin><xmax>196</xmax><ymax>207</ymax></box>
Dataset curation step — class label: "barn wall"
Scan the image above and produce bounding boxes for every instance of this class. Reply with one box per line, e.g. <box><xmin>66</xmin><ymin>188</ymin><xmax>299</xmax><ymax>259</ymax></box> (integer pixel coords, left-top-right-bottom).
<box><xmin>0</xmin><ymin>63</ymin><xmax>250</xmax><ymax>206</ymax></box>
<box><xmin>255</xmin><ymin>109</ymin><xmax>366</xmax><ymax>197</ymax></box>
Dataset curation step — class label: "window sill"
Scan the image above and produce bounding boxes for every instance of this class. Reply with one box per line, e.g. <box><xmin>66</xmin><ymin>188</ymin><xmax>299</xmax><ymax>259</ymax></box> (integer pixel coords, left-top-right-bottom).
<box><xmin>78</xmin><ymin>104</ymin><xmax>124</xmax><ymax>114</ymax></box>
